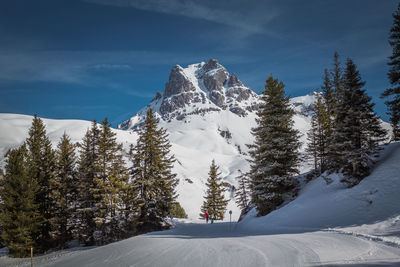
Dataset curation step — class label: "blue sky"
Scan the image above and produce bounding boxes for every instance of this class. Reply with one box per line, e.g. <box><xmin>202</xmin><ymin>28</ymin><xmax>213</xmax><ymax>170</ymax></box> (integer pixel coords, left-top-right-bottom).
<box><xmin>0</xmin><ymin>0</ymin><xmax>398</xmax><ymax>126</ymax></box>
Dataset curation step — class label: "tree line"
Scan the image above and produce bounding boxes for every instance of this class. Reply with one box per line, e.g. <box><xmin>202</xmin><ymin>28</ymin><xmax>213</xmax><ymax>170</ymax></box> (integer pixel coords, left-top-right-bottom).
<box><xmin>235</xmin><ymin>3</ymin><xmax>400</xmax><ymax>216</ymax></box>
<box><xmin>0</xmin><ymin>109</ymin><xmax>184</xmax><ymax>257</ymax></box>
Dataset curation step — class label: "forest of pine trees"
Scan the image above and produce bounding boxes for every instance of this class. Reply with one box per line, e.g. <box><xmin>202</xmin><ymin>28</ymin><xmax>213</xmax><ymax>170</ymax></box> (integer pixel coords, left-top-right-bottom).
<box><xmin>248</xmin><ymin>53</ymin><xmax>388</xmax><ymax>217</ymax></box>
<box><xmin>0</xmin><ymin>112</ymin><xmax>182</xmax><ymax>257</ymax></box>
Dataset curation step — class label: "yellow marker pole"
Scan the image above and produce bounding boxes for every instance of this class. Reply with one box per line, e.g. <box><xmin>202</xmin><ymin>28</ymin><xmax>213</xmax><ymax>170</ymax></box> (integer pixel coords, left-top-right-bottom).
<box><xmin>30</xmin><ymin>247</ymin><xmax>33</xmax><ymax>267</ymax></box>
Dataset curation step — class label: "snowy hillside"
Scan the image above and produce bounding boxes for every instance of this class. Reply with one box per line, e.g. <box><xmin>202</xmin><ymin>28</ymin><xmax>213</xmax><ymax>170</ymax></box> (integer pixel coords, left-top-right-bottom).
<box><xmin>0</xmin><ymin>59</ymin><xmax>392</xmax><ymax>222</ymax></box>
<box><xmin>1</xmin><ymin>143</ymin><xmax>399</xmax><ymax>266</ymax></box>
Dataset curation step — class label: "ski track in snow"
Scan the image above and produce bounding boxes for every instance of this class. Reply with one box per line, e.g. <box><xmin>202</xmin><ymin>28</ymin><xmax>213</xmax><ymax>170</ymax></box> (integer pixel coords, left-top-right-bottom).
<box><xmin>1</xmin><ymin>222</ymin><xmax>399</xmax><ymax>267</ymax></box>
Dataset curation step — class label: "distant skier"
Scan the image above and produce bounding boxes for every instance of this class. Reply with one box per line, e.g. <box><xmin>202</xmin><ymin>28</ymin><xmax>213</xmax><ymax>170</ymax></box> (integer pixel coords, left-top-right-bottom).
<box><xmin>205</xmin><ymin>212</ymin><xmax>209</xmax><ymax>223</ymax></box>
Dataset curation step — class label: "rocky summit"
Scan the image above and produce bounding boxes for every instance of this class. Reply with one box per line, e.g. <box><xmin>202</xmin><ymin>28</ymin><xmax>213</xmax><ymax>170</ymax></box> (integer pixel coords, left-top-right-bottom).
<box><xmin>119</xmin><ymin>59</ymin><xmax>260</xmax><ymax>130</ymax></box>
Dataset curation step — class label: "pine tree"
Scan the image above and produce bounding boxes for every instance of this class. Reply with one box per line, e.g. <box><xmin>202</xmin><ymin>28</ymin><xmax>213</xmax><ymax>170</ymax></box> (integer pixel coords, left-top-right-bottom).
<box><xmin>170</xmin><ymin>202</ymin><xmax>188</xmax><ymax>219</ymax></box>
<box><xmin>200</xmin><ymin>160</ymin><xmax>228</xmax><ymax>220</ymax></box>
<box><xmin>306</xmin><ymin>94</ymin><xmax>330</xmax><ymax>174</ymax></box>
<box><xmin>331</xmin><ymin>51</ymin><xmax>345</xmax><ymax>100</ymax></box>
<box><xmin>234</xmin><ymin>170</ymin><xmax>251</xmax><ymax>213</ymax></box>
<box><xmin>131</xmin><ymin>109</ymin><xmax>177</xmax><ymax>232</ymax></box>
<box><xmin>248</xmin><ymin>75</ymin><xmax>301</xmax><ymax>216</ymax></box>
<box><xmin>321</xmin><ymin>69</ymin><xmax>336</xmax><ymax>117</ymax></box>
<box><xmin>25</xmin><ymin>115</ymin><xmax>57</xmax><ymax>251</ymax></box>
<box><xmin>76</xmin><ymin>120</ymin><xmax>100</xmax><ymax>245</ymax></box>
<box><xmin>0</xmin><ymin>145</ymin><xmax>42</xmax><ymax>257</ymax></box>
<box><xmin>330</xmin><ymin>59</ymin><xmax>387</xmax><ymax>184</ymax></box>
<box><xmin>326</xmin><ymin>52</ymin><xmax>345</xmax><ymax>171</ymax></box>
<box><xmin>51</xmin><ymin>133</ymin><xmax>77</xmax><ymax>248</ymax></box>
<box><xmin>92</xmin><ymin>118</ymin><xmax>129</xmax><ymax>244</ymax></box>
<box><xmin>382</xmin><ymin>3</ymin><xmax>400</xmax><ymax>141</ymax></box>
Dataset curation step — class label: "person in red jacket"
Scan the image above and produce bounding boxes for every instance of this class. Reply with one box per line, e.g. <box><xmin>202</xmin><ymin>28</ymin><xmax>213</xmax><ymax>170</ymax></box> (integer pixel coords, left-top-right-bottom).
<box><xmin>205</xmin><ymin>212</ymin><xmax>209</xmax><ymax>223</ymax></box>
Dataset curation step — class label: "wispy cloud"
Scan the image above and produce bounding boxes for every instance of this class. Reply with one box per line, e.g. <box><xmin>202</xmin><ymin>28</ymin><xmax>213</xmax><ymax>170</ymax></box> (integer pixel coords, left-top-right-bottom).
<box><xmin>84</xmin><ymin>0</ymin><xmax>280</xmax><ymax>35</ymax></box>
<box><xmin>87</xmin><ymin>64</ymin><xmax>134</xmax><ymax>70</ymax></box>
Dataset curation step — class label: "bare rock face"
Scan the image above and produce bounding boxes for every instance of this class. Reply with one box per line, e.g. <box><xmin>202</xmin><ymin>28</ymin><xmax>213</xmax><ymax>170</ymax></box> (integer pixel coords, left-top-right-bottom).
<box><xmin>164</xmin><ymin>65</ymin><xmax>195</xmax><ymax>97</ymax></box>
<box><xmin>227</xmin><ymin>73</ymin><xmax>244</xmax><ymax>88</ymax></box>
<box><xmin>229</xmin><ymin>106</ymin><xmax>247</xmax><ymax>117</ymax></box>
<box><xmin>201</xmin><ymin>59</ymin><xmax>229</xmax><ymax>93</ymax></box>
<box><xmin>202</xmin><ymin>58</ymin><xmax>219</xmax><ymax>72</ymax></box>
<box><xmin>160</xmin><ymin>92</ymin><xmax>195</xmax><ymax>114</ymax></box>
<box><xmin>210</xmin><ymin>91</ymin><xmax>226</xmax><ymax>108</ymax></box>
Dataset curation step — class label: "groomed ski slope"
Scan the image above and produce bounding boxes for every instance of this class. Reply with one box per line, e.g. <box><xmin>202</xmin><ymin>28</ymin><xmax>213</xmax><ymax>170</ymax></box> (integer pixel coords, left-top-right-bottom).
<box><xmin>1</xmin><ymin>143</ymin><xmax>399</xmax><ymax>266</ymax></box>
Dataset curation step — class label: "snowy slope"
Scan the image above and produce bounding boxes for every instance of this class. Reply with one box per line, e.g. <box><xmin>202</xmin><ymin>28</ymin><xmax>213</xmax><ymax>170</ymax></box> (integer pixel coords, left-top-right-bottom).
<box><xmin>238</xmin><ymin>142</ymin><xmax>400</xmax><ymax>232</ymax></box>
<box><xmin>1</xmin><ymin>143</ymin><xmax>399</xmax><ymax>266</ymax></box>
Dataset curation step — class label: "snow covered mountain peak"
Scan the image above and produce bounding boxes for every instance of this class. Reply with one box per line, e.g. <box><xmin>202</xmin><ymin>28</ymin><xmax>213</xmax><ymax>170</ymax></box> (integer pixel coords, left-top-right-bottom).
<box><xmin>119</xmin><ymin>59</ymin><xmax>260</xmax><ymax>130</ymax></box>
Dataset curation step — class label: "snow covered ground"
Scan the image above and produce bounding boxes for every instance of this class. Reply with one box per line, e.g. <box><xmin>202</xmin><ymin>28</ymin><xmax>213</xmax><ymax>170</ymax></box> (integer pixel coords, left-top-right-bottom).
<box><xmin>1</xmin><ymin>142</ymin><xmax>399</xmax><ymax>266</ymax></box>
<box><xmin>1</xmin><ymin>221</ymin><xmax>399</xmax><ymax>266</ymax></box>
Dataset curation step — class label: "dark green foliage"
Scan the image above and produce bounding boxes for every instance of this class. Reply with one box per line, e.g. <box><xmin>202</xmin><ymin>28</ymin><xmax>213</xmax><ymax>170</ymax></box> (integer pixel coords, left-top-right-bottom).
<box><xmin>200</xmin><ymin>160</ymin><xmax>228</xmax><ymax>220</ymax></box>
<box><xmin>382</xmin><ymin>4</ymin><xmax>400</xmax><ymax>141</ymax></box>
<box><xmin>331</xmin><ymin>51</ymin><xmax>345</xmax><ymax>99</ymax></box>
<box><xmin>170</xmin><ymin>202</ymin><xmax>188</xmax><ymax>219</ymax></box>
<box><xmin>76</xmin><ymin>121</ymin><xmax>100</xmax><ymax>245</ymax></box>
<box><xmin>51</xmin><ymin>133</ymin><xmax>77</xmax><ymax>248</ymax></box>
<box><xmin>25</xmin><ymin>115</ymin><xmax>57</xmax><ymax>252</ymax></box>
<box><xmin>92</xmin><ymin>118</ymin><xmax>129</xmax><ymax>244</ymax></box>
<box><xmin>0</xmin><ymin>145</ymin><xmax>42</xmax><ymax>257</ymax></box>
<box><xmin>330</xmin><ymin>59</ymin><xmax>387</xmax><ymax>184</ymax></box>
<box><xmin>306</xmin><ymin>94</ymin><xmax>330</xmax><ymax>174</ymax></box>
<box><xmin>321</xmin><ymin>68</ymin><xmax>336</xmax><ymax>117</ymax></box>
<box><xmin>248</xmin><ymin>75</ymin><xmax>301</xmax><ymax>216</ymax></box>
<box><xmin>234</xmin><ymin>170</ymin><xmax>251</xmax><ymax>213</ymax></box>
<box><xmin>131</xmin><ymin>109</ymin><xmax>178</xmax><ymax>232</ymax></box>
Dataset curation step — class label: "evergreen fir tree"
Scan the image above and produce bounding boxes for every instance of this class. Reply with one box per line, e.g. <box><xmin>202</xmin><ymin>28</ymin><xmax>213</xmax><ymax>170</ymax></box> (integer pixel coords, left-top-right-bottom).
<box><xmin>25</xmin><ymin>115</ymin><xmax>57</xmax><ymax>251</ymax></box>
<box><xmin>326</xmin><ymin>52</ymin><xmax>345</xmax><ymax>171</ymax></box>
<box><xmin>0</xmin><ymin>145</ymin><xmax>42</xmax><ymax>257</ymax></box>
<box><xmin>76</xmin><ymin>120</ymin><xmax>100</xmax><ymax>245</ymax></box>
<box><xmin>321</xmin><ymin>68</ymin><xmax>336</xmax><ymax>117</ymax></box>
<box><xmin>200</xmin><ymin>160</ymin><xmax>228</xmax><ymax>220</ymax></box>
<box><xmin>330</xmin><ymin>59</ymin><xmax>387</xmax><ymax>184</ymax></box>
<box><xmin>306</xmin><ymin>94</ymin><xmax>330</xmax><ymax>174</ymax></box>
<box><xmin>234</xmin><ymin>170</ymin><xmax>251</xmax><ymax>213</ymax></box>
<box><xmin>92</xmin><ymin>118</ymin><xmax>129</xmax><ymax>244</ymax></box>
<box><xmin>51</xmin><ymin>133</ymin><xmax>77</xmax><ymax>248</ymax></box>
<box><xmin>248</xmin><ymin>75</ymin><xmax>301</xmax><ymax>216</ymax></box>
<box><xmin>131</xmin><ymin>109</ymin><xmax>177</xmax><ymax>232</ymax></box>
<box><xmin>382</xmin><ymin>3</ymin><xmax>400</xmax><ymax>141</ymax></box>
<box><xmin>331</xmin><ymin>51</ymin><xmax>345</xmax><ymax>99</ymax></box>
<box><xmin>170</xmin><ymin>202</ymin><xmax>188</xmax><ymax>219</ymax></box>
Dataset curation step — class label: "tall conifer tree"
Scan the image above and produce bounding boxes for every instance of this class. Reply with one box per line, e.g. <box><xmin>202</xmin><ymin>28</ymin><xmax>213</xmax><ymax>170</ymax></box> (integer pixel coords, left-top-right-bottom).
<box><xmin>92</xmin><ymin>118</ymin><xmax>129</xmax><ymax>244</ymax></box>
<box><xmin>234</xmin><ymin>170</ymin><xmax>251</xmax><ymax>213</ymax></box>
<box><xmin>200</xmin><ymin>160</ymin><xmax>228</xmax><ymax>220</ymax></box>
<box><xmin>25</xmin><ymin>115</ymin><xmax>57</xmax><ymax>251</ymax></box>
<box><xmin>330</xmin><ymin>59</ymin><xmax>386</xmax><ymax>183</ymax></box>
<box><xmin>51</xmin><ymin>133</ymin><xmax>77</xmax><ymax>248</ymax></box>
<box><xmin>76</xmin><ymin>120</ymin><xmax>100</xmax><ymax>245</ymax></box>
<box><xmin>306</xmin><ymin>94</ymin><xmax>330</xmax><ymax>174</ymax></box>
<box><xmin>382</xmin><ymin>3</ymin><xmax>400</xmax><ymax>141</ymax></box>
<box><xmin>0</xmin><ymin>145</ymin><xmax>42</xmax><ymax>257</ymax></box>
<box><xmin>248</xmin><ymin>75</ymin><xmax>301</xmax><ymax>216</ymax></box>
<box><xmin>131</xmin><ymin>109</ymin><xmax>177</xmax><ymax>231</ymax></box>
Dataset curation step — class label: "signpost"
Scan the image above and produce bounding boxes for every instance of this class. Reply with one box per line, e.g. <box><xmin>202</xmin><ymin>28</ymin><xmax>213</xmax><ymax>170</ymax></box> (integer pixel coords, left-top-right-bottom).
<box><xmin>229</xmin><ymin>210</ymin><xmax>232</xmax><ymax>230</ymax></box>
